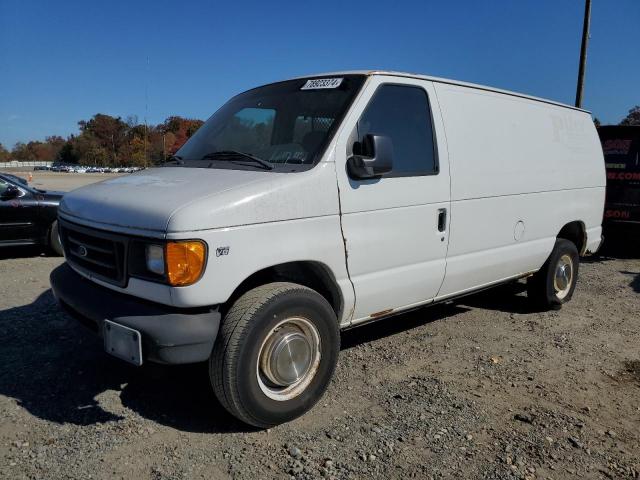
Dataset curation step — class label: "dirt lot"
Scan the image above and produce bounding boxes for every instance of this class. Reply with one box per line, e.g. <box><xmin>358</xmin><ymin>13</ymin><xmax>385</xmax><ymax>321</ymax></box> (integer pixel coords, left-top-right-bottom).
<box><xmin>0</xmin><ymin>173</ymin><xmax>639</xmax><ymax>479</ymax></box>
<box><xmin>6</xmin><ymin>171</ymin><xmax>123</xmax><ymax>192</ymax></box>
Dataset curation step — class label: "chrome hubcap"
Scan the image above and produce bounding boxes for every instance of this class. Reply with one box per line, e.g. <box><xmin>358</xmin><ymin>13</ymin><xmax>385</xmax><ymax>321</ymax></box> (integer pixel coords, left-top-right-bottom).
<box><xmin>257</xmin><ymin>317</ymin><xmax>321</xmax><ymax>401</ymax></box>
<box><xmin>553</xmin><ymin>254</ymin><xmax>574</xmax><ymax>299</ymax></box>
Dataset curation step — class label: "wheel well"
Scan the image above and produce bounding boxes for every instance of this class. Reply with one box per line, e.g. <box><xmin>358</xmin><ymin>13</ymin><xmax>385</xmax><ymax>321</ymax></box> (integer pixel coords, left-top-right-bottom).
<box><xmin>557</xmin><ymin>221</ymin><xmax>586</xmax><ymax>255</ymax></box>
<box><xmin>222</xmin><ymin>262</ymin><xmax>343</xmax><ymax>320</ymax></box>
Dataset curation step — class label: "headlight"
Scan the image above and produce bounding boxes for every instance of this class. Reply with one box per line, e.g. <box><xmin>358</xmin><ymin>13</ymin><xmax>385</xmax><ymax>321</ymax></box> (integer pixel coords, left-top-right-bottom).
<box><xmin>166</xmin><ymin>240</ymin><xmax>207</xmax><ymax>286</ymax></box>
<box><xmin>145</xmin><ymin>244</ymin><xmax>165</xmax><ymax>275</ymax></box>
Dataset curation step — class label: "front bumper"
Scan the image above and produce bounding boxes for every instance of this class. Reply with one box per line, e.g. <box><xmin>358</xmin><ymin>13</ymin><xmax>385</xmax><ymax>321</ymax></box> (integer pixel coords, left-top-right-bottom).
<box><xmin>50</xmin><ymin>263</ymin><xmax>220</xmax><ymax>364</ymax></box>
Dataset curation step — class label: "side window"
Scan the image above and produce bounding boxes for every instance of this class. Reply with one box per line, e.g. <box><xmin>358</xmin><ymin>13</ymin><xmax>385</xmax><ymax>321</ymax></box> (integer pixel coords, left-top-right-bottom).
<box><xmin>0</xmin><ymin>179</ymin><xmax>7</xmax><ymax>195</ymax></box>
<box><xmin>356</xmin><ymin>84</ymin><xmax>437</xmax><ymax>176</ymax></box>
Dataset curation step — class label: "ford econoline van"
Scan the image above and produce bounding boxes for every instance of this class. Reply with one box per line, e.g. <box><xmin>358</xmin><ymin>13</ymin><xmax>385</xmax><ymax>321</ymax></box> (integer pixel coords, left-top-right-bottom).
<box><xmin>50</xmin><ymin>71</ymin><xmax>605</xmax><ymax>427</ymax></box>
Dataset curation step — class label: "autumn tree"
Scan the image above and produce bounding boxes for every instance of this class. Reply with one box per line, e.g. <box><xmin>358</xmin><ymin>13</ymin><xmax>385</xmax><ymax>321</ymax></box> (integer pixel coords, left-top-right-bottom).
<box><xmin>0</xmin><ymin>143</ymin><xmax>10</xmax><ymax>162</ymax></box>
<box><xmin>161</xmin><ymin>116</ymin><xmax>204</xmax><ymax>154</ymax></box>
<box><xmin>11</xmin><ymin>113</ymin><xmax>204</xmax><ymax>166</ymax></box>
<box><xmin>10</xmin><ymin>136</ymin><xmax>68</xmax><ymax>162</ymax></box>
<box><xmin>11</xmin><ymin>142</ymin><xmax>32</xmax><ymax>160</ymax></box>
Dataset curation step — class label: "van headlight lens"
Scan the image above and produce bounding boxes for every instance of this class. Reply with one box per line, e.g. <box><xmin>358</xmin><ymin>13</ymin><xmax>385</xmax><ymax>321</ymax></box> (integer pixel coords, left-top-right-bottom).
<box><xmin>166</xmin><ymin>240</ymin><xmax>207</xmax><ymax>286</ymax></box>
<box><xmin>145</xmin><ymin>244</ymin><xmax>165</xmax><ymax>275</ymax></box>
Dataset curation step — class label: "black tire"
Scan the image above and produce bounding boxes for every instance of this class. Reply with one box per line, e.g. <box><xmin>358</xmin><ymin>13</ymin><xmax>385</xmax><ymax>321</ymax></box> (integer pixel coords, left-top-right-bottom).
<box><xmin>48</xmin><ymin>221</ymin><xmax>63</xmax><ymax>256</ymax></box>
<box><xmin>527</xmin><ymin>238</ymin><xmax>579</xmax><ymax>309</ymax></box>
<box><xmin>210</xmin><ymin>282</ymin><xmax>340</xmax><ymax>428</ymax></box>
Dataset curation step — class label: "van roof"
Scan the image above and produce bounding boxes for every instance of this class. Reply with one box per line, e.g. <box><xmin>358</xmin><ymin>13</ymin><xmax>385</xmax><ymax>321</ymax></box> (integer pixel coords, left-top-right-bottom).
<box><xmin>294</xmin><ymin>70</ymin><xmax>590</xmax><ymax>114</ymax></box>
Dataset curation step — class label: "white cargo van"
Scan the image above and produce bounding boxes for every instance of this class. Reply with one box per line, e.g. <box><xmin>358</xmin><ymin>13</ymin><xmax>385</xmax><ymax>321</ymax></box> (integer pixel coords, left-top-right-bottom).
<box><xmin>50</xmin><ymin>71</ymin><xmax>605</xmax><ymax>427</ymax></box>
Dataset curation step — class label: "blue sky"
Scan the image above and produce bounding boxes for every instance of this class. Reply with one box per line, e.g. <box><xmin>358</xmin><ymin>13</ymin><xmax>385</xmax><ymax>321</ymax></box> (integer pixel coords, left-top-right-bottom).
<box><xmin>0</xmin><ymin>0</ymin><xmax>638</xmax><ymax>148</ymax></box>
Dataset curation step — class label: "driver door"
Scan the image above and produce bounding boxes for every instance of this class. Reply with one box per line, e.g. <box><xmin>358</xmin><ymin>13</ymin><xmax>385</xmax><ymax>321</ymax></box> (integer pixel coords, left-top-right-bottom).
<box><xmin>334</xmin><ymin>76</ymin><xmax>451</xmax><ymax>323</ymax></box>
<box><xmin>0</xmin><ymin>179</ymin><xmax>39</xmax><ymax>243</ymax></box>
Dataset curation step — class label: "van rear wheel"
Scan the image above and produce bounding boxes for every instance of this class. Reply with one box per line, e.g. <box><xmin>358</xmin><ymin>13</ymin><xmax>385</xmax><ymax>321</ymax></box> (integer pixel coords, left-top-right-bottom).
<box><xmin>527</xmin><ymin>239</ymin><xmax>579</xmax><ymax>309</ymax></box>
<box><xmin>209</xmin><ymin>282</ymin><xmax>340</xmax><ymax>428</ymax></box>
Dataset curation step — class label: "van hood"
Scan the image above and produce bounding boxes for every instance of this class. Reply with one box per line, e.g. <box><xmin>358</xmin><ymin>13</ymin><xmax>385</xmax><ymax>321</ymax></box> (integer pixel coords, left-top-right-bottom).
<box><xmin>59</xmin><ymin>168</ymin><xmax>268</xmax><ymax>232</ymax></box>
<box><xmin>59</xmin><ymin>165</ymin><xmax>338</xmax><ymax>233</ymax></box>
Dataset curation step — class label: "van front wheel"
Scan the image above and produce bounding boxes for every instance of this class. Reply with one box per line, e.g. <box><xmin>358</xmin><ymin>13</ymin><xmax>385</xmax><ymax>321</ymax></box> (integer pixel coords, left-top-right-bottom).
<box><xmin>209</xmin><ymin>282</ymin><xmax>340</xmax><ymax>428</ymax></box>
<box><xmin>527</xmin><ymin>239</ymin><xmax>579</xmax><ymax>309</ymax></box>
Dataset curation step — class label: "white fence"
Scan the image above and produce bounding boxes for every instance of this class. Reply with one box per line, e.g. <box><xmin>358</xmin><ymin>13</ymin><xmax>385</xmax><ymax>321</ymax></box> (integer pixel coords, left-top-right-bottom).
<box><xmin>0</xmin><ymin>160</ymin><xmax>53</xmax><ymax>168</ymax></box>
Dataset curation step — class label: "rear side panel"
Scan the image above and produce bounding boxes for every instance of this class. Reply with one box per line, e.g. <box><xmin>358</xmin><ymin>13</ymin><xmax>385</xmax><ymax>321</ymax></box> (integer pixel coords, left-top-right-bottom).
<box><xmin>434</xmin><ymin>82</ymin><xmax>605</xmax><ymax>299</ymax></box>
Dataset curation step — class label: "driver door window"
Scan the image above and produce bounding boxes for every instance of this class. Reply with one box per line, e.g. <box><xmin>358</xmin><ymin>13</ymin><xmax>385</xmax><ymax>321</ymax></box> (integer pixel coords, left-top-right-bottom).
<box><xmin>356</xmin><ymin>84</ymin><xmax>437</xmax><ymax>176</ymax></box>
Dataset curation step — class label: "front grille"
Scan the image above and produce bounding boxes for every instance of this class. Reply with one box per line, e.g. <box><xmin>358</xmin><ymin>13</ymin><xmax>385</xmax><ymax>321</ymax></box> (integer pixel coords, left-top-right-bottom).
<box><xmin>59</xmin><ymin>220</ymin><xmax>127</xmax><ymax>286</ymax></box>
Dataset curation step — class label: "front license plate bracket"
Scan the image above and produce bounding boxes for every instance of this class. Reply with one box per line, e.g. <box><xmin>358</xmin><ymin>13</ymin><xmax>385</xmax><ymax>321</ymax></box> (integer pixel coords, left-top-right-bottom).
<box><xmin>103</xmin><ymin>320</ymin><xmax>143</xmax><ymax>366</ymax></box>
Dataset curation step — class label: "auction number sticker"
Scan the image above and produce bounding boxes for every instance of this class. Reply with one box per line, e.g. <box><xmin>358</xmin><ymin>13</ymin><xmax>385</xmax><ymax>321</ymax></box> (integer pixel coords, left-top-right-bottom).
<box><xmin>301</xmin><ymin>78</ymin><xmax>343</xmax><ymax>90</ymax></box>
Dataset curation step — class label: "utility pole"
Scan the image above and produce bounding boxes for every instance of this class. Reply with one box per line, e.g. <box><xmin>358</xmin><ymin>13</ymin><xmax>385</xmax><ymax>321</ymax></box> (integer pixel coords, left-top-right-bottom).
<box><xmin>144</xmin><ymin>56</ymin><xmax>150</xmax><ymax>167</ymax></box>
<box><xmin>575</xmin><ymin>0</ymin><xmax>592</xmax><ymax>108</ymax></box>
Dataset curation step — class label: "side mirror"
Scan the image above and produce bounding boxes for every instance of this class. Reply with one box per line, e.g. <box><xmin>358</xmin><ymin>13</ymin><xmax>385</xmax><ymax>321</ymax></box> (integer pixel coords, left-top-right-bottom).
<box><xmin>1</xmin><ymin>185</ymin><xmax>20</xmax><ymax>200</ymax></box>
<box><xmin>347</xmin><ymin>134</ymin><xmax>394</xmax><ymax>179</ymax></box>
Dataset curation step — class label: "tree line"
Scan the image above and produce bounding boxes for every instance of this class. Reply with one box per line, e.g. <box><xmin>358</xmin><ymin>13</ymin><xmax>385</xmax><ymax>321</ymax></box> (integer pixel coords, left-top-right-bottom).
<box><xmin>0</xmin><ymin>114</ymin><xmax>204</xmax><ymax>166</ymax></box>
<box><xmin>1</xmin><ymin>106</ymin><xmax>639</xmax><ymax>165</ymax></box>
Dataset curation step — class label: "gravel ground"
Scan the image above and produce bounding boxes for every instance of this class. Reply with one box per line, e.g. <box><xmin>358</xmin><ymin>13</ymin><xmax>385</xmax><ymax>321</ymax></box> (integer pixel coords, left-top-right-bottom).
<box><xmin>0</xmin><ymin>240</ymin><xmax>638</xmax><ymax>480</ymax></box>
<box><xmin>0</xmin><ymin>172</ymin><xmax>638</xmax><ymax>479</ymax></box>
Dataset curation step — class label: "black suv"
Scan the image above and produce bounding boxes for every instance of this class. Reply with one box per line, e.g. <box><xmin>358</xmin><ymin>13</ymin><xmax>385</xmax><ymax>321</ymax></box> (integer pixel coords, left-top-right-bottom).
<box><xmin>0</xmin><ymin>173</ymin><xmax>64</xmax><ymax>255</ymax></box>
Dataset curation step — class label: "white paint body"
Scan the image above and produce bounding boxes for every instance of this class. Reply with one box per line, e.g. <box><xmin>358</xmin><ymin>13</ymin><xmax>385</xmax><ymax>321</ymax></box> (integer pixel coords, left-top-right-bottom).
<box><xmin>58</xmin><ymin>71</ymin><xmax>605</xmax><ymax>327</ymax></box>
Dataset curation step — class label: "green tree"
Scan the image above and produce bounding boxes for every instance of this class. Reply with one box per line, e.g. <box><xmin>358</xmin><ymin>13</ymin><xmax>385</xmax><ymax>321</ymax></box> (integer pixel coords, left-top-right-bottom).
<box><xmin>57</xmin><ymin>140</ymin><xmax>79</xmax><ymax>164</ymax></box>
<box><xmin>128</xmin><ymin>136</ymin><xmax>150</xmax><ymax>166</ymax></box>
<box><xmin>79</xmin><ymin>114</ymin><xmax>129</xmax><ymax>164</ymax></box>
<box><xmin>74</xmin><ymin>133</ymin><xmax>109</xmax><ymax>166</ymax></box>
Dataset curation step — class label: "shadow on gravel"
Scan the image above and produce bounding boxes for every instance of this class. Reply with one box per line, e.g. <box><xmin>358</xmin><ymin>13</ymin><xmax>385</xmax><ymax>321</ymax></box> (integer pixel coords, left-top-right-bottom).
<box><xmin>588</xmin><ymin>227</ymin><xmax>640</xmax><ymax>261</ymax></box>
<box><xmin>0</xmin><ymin>290</ymin><xmax>251</xmax><ymax>434</ymax></box>
<box><xmin>621</xmin><ymin>271</ymin><xmax>640</xmax><ymax>293</ymax></box>
<box><xmin>0</xmin><ymin>277</ymin><xmax>557</xmax><ymax>434</ymax></box>
<box><xmin>456</xmin><ymin>281</ymin><xmax>547</xmax><ymax>315</ymax></box>
<box><xmin>341</xmin><ymin>303</ymin><xmax>470</xmax><ymax>350</ymax></box>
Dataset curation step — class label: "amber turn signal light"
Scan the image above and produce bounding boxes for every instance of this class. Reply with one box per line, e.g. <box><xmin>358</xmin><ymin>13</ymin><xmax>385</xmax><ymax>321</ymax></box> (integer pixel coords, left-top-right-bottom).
<box><xmin>166</xmin><ymin>240</ymin><xmax>207</xmax><ymax>286</ymax></box>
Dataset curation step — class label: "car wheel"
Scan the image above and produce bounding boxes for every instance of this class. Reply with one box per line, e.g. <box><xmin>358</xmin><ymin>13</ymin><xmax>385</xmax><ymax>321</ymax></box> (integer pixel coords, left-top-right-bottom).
<box><xmin>527</xmin><ymin>238</ymin><xmax>579</xmax><ymax>309</ymax></box>
<box><xmin>48</xmin><ymin>221</ymin><xmax>63</xmax><ymax>256</ymax></box>
<box><xmin>210</xmin><ymin>282</ymin><xmax>340</xmax><ymax>428</ymax></box>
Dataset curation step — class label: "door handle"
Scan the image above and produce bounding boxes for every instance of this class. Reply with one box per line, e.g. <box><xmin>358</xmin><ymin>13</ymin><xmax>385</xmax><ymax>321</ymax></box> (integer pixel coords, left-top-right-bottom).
<box><xmin>437</xmin><ymin>208</ymin><xmax>447</xmax><ymax>233</ymax></box>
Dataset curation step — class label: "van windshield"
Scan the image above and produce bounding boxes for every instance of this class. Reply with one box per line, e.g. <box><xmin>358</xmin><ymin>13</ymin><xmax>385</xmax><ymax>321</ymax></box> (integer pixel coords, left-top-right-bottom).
<box><xmin>175</xmin><ymin>75</ymin><xmax>366</xmax><ymax>172</ymax></box>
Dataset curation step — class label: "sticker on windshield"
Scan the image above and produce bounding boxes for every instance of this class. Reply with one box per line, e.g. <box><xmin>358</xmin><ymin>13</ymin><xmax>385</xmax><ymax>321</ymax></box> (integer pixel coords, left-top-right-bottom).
<box><xmin>301</xmin><ymin>78</ymin><xmax>343</xmax><ymax>90</ymax></box>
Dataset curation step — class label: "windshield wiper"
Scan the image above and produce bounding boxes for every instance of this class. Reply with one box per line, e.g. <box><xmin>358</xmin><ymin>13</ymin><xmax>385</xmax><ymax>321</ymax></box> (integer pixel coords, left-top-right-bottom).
<box><xmin>162</xmin><ymin>155</ymin><xmax>184</xmax><ymax>166</ymax></box>
<box><xmin>201</xmin><ymin>150</ymin><xmax>273</xmax><ymax>170</ymax></box>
